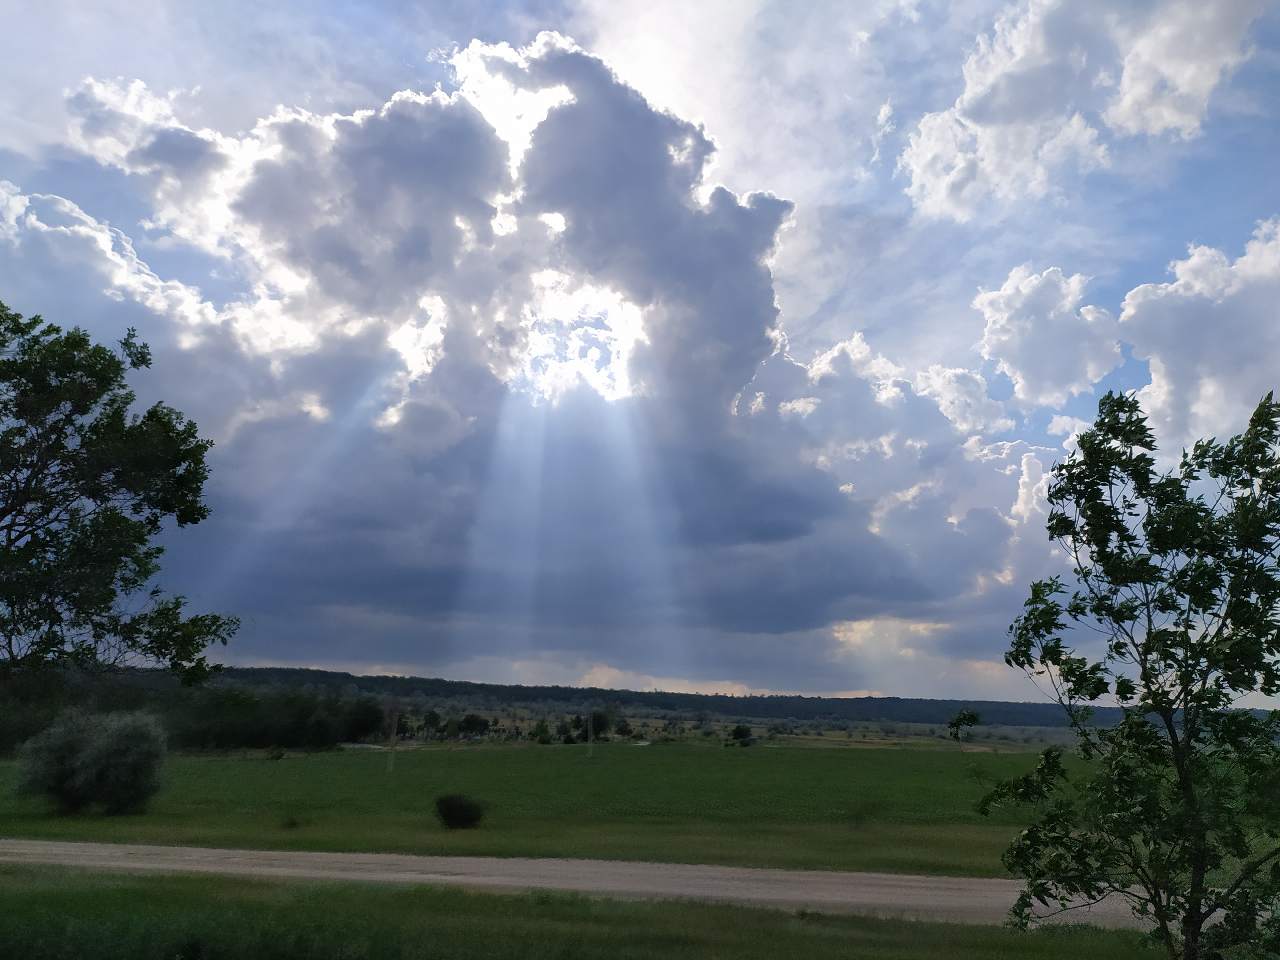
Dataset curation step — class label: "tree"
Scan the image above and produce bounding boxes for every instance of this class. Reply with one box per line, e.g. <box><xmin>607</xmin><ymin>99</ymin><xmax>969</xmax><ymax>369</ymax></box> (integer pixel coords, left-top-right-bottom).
<box><xmin>982</xmin><ymin>391</ymin><xmax>1280</xmax><ymax>960</ymax></box>
<box><xmin>18</xmin><ymin>710</ymin><xmax>166</xmax><ymax>814</ymax></box>
<box><xmin>947</xmin><ymin>709</ymin><xmax>980</xmax><ymax>744</ymax></box>
<box><xmin>588</xmin><ymin>709</ymin><xmax>612</xmax><ymax>738</ymax></box>
<box><xmin>457</xmin><ymin>713</ymin><xmax>490</xmax><ymax>736</ymax></box>
<box><xmin>0</xmin><ymin>303</ymin><xmax>236</xmax><ymax>681</ymax></box>
<box><xmin>531</xmin><ymin>718</ymin><xmax>552</xmax><ymax>744</ymax></box>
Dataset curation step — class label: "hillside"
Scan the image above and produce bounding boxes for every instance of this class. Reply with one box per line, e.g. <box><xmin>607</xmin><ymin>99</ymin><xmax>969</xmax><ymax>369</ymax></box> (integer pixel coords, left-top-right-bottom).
<box><xmin>213</xmin><ymin>666</ymin><xmax>1114</xmax><ymax>728</ymax></box>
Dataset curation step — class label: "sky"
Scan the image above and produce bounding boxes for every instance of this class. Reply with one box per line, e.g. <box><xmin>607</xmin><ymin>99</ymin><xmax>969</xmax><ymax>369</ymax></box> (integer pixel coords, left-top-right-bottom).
<box><xmin>1</xmin><ymin>0</ymin><xmax>1278</xmax><ymax>701</ymax></box>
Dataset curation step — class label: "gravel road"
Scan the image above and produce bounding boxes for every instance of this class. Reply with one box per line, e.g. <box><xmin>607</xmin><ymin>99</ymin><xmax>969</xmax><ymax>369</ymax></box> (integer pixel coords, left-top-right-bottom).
<box><xmin>0</xmin><ymin>838</ymin><xmax>1139</xmax><ymax>928</ymax></box>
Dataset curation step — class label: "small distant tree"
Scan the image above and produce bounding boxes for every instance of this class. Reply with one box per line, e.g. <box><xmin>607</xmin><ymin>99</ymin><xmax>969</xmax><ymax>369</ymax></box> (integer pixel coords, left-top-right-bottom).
<box><xmin>614</xmin><ymin>717</ymin><xmax>633</xmax><ymax>738</ymax></box>
<box><xmin>531</xmin><ymin>718</ymin><xmax>552</xmax><ymax>744</ymax></box>
<box><xmin>947</xmin><ymin>709</ymin><xmax>980</xmax><ymax>744</ymax></box>
<box><xmin>457</xmin><ymin>713</ymin><xmax>489</xmax><ymax>737</ymax></box>
<box><xmin>343</xmin><ymin>698</ymin><xmax>385</xmax><ymax>742</ymax></box>
<box><xmin>982</xmin><ymin>392</ymin><xmax>1280</xmax><ymax>960</ymax></box>
<box><xmin>0</xmin><ymin>303</ymin><xmax>237</xmax><ymax>681</ymax></box>
<box><xmin>730</xmin><ymin>724</ymin><xmax>753</xmax><ymax>742</ymax></box>
<box><xmin>422</xmin><ymin>709</ymin><xmax>442</xmax><ymax>737</ymax></box>
<box><xmin>588</xmin><ymin>710</ymin><xmax>612</xmax><ymax>738</ymax></box>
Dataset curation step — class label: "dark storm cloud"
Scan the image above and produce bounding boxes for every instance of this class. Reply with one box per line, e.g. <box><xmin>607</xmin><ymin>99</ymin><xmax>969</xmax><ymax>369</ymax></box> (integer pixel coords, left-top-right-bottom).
<box><xmin>0</xmin><ymin>34</ymin><xmax>1049</xmax><ymax>693</ymax></box>
<box><xmin>516</xmin><ymin>44</ymin><xmax>793</xmax><ymax>410</ymax></box>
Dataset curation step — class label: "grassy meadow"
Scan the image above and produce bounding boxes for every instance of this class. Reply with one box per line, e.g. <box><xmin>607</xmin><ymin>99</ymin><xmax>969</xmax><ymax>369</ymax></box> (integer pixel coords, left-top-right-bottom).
<box><xmin>0</xmin><ymin>865</ymin><xmax>1161</xmax><ymax>960</ymax></box>
<box><xmin>0</xmin><ymin>739</ymin><xmax>1040</xmax><ymax>876</ymax></box>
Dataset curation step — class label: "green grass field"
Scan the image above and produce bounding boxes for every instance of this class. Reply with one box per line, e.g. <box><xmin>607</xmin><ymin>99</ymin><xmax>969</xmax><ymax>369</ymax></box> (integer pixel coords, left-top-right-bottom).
<box><xmin>0</xmin><ymin>741</ymin><xmax>1037</xmax><ymax>875</ymax></box>
<box><xmin>0</xmin><ymin>865</ymin><xmax>1160</xmax><ymax>960</ymax></box>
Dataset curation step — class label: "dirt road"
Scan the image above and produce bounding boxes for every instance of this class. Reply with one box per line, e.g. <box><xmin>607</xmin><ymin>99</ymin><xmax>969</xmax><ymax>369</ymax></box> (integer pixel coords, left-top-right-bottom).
<box><xmin>0</xmin><ymin>838</ymin><xmax>1138</xmax><ymax>928</ymax></box>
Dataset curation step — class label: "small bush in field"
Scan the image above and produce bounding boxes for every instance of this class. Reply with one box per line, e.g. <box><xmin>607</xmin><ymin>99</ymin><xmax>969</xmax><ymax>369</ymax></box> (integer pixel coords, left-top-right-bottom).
<box><xmin>435</xmin><ymin>793</ymin><xmax>485</xmax><ymax>829</ymax></box>
<box><xmin>17</xmin><ymin>711</ymin><xmax>166</xmax><ymax>815</ymax></box>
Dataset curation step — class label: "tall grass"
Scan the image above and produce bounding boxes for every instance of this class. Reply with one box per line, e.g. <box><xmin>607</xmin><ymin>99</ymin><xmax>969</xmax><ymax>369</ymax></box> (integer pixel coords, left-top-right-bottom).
<box><xmin>0</xmin><ymin>865</ymin><xmax>1162</xmax><ymax>960</ymax></box>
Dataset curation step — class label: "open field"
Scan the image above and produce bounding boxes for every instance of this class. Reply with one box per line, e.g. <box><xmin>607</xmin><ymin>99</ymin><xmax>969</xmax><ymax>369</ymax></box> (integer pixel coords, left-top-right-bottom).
<box><xmin>0</xmin><ymin>865</ymin><xmax>1161</xmax><ymax>960</ymax></box>
<box><xmin>0</xmin><ymin>741</ymin><xmax>1037</xmax><ymax>876</ymax></box>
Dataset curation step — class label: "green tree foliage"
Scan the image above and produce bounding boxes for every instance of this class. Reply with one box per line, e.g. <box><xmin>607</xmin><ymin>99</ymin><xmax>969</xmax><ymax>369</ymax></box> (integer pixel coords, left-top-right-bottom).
<box><xmin>457</xmin><ymin>713</ymin><xmax>490</xmax><ymax>736</ymax></box>
<box><xmin>531</xmin><ymin>718</ymin><xmax>553</xmax><ymax>744</ymax></box>
<box><xmin>983</xmin><ymin>391</ymin><xmax>1280</xmax><ymax>959</ymax></box>
<box><xmin>588</xmin><ymin>710</ymin><xmax>612</xmax><ymax>738</ymax></box>
<box><xmin>947</xmin><ymin>709</ymin><xmax>980</xmax><ymax>743</ymax></box>
<box><xmin>18</xmin><ymin>710</ymin><xmax>166</xmax><ymax>814</ymax></box>
<box><xmin>0</xmin><ymin>303</ymin><xmax>237</xmax><ymax>681</ymax></box>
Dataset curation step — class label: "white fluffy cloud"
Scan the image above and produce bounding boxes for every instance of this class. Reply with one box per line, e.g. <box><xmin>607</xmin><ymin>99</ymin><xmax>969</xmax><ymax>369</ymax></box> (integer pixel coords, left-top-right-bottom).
<box><xmin>899</xmin><ymin>0</ymin><xmax>1266</xmax><ymax>221</ymax></box>
<box><xmin>1121</xmin><ymin>218</ymin><xmax>1280</xmax><ymax>451</ymax></box>
<box><xmin>975</xmin><ymin>264</ymin><xmax>1120</xmax><ymax>408</ymax></box>
<box><xmin>914</xmin><ymin>365</ymin><xmax>1014</xmax><ymax>435</ymax></box>
<box><xmin>1104</xmin><ymin>0</ymin><xmax>1267</xmax><ymax>138</ymax></box>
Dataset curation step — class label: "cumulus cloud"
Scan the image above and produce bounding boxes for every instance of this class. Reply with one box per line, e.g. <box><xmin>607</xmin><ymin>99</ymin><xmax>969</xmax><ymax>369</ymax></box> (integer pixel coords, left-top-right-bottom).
<box><xmin>9</xmin><ymin>32</ymin><xmax>1037</xmax><ymax>695</ymax></box>
<box><xmin>899</xmin><ymin>0</ymin><xmax>1266</xmax><ymax>220</ymax></box>
<box><xmin>1104</xmin><ymin>0</ymin><xmax>1267</xmax><ymax>138</ymax></box>
<box><xmin>914</xmin><ymin>365</ymin><xmax>1014</xmax><ymax>435</ymax></box>
<box><xmin>1120</xmin><ymin>218</ymin><xmax>1280</xmax><ymax>451</ymax></box>
<box><xmin>974</xmin><ymin>264</ymin><xmax>1120</xmax><ymax>408</ymax></box>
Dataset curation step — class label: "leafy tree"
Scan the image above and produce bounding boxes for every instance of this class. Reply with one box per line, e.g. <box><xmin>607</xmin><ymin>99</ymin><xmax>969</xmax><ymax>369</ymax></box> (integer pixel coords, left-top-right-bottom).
<box><xmin>982</xmin><ymin>391</ymin><xmax>1280</xmax><ymax>960</ymax></box>
<box><xmin>530</xmin><ymin>718</ymin><xmax>552</xmax><ymax>744</ymax></box>
<box><xmin>947</xmin><ymin>709</ymin><xmax>980</xmax><ymax>743</ymax></box>
<box><xmin>588</xmin><ymin>709</ymin><xmax>612</xmax><ymax>738</ymax></box>
<box><xmin>457</xmin><ymin>713</ymin><xmax>490</xmax><ymax>736</ymax></box>
<box><xmin>344</xmin><ymin>697</ymin><xmax>385</xmax><ymax>742</ymax></box>
<box><xmin>422</xmin><ymin>709</ymin><xmax>442</xmax><ymax>736</ymax></box>
<box><xmin>0</xmin><ymin>303</ymin><xmax>237</xmax><ymax>681</ymax></box>
<box><xmin>18</xmin><ymin>710</ymin><xmax>166</xmax><ymax>814</ymax></box>
<box><xmin>729</xmin><ymin>723</ymin><xmax>753</xmax><ymax>741</ymax></box>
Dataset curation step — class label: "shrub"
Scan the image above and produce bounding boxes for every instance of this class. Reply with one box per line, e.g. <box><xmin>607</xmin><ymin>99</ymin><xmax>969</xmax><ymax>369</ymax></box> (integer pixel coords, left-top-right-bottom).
<box><xmin>457</xmin><ymin>714</ymin><xmax>490</xmax><ymax>737</ymax></box>
<box><xmin>434</xmin><ymin>793</ymin><xmax>485</xmax><ymax>829</ymax></box>
<box><xmin>18</xmin><ymin>711</ymin><xmax>166</xmax><ymax>814</ymax></box>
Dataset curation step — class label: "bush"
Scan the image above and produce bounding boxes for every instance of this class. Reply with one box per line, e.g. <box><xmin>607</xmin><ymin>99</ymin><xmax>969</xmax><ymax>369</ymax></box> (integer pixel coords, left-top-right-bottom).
<box><xmin>18</xmin><ymin>711</ymin><xmax>166</xmax><ymax>814</ymax></box>
<box><xmin>434</xmin><ymin>793</ymin><xmax>485</xmax><ymax>829</ymax></box>
<box><xmin>457</xmin><ymin>714</ymin><xmax>490</xmax><ymax>737</ymax></box>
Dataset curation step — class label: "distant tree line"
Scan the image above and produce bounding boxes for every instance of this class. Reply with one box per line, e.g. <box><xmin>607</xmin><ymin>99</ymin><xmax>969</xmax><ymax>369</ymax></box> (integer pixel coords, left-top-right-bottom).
<box><xmin>3</xmin><ymin>661</ymin><xmax>1149</xmax><ymax>758</ymax></box>
<box><xmin>206</xmin><ymin>666</ymin><xmax>1124</xmax><ymax>728</ymax></box>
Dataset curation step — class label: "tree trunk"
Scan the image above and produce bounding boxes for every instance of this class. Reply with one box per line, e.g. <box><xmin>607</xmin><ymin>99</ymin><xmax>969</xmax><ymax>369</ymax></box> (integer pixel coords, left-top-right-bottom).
<box><xmin>1180</xmin><ymin>913</ymin><xmax>1201</xmax><ymax>960</ymax></box>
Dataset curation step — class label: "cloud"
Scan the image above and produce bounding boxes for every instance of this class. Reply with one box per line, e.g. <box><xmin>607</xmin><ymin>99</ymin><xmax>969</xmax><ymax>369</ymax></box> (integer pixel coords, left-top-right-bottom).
<box><xmin>1120</xmin><ymin>217</ymin><xmax>1280</xmax><ymax>451</ymax></box>
<box><xmin>1104</xmin><ymin>0</ymin><xmax>1267</xmax><ymax>138</ymax></box>
<box><xmin>914</xmin><ymin>365</ymin><xmax>1014</xmax><ymax>435</ymax></box>
<box><xmin>974</xmin><ymin>264</ymin><xmax>1119</xmax><ymax>408</ymax></box>
<box><xmin>11</xmin><ymin>33</ymin><xmax>1028</xmax><ymax>695</ymax></box>
<box><xmin>899</xmin><ymin>0</ymin><xmax>1266</xmax><ymax>221</ymax></box>
<box><xmin>4</xmin><ymin>13</ymin><xmax>1270</xmax><ymax>701</ymax></box>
